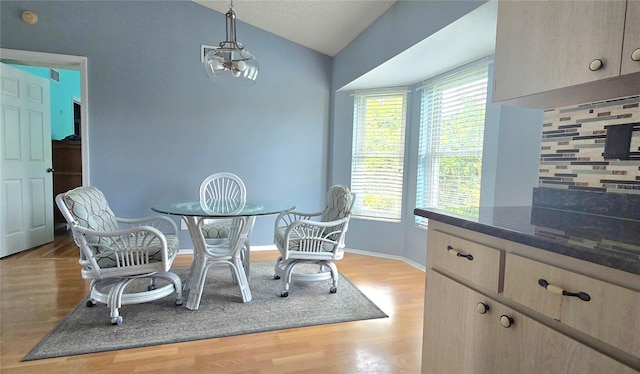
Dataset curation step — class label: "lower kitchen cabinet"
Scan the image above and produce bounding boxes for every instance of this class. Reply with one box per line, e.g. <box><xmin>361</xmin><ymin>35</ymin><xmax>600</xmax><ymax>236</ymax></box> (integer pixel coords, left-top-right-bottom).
<box><xmin>423</xmin><ymin>269</ymin><xmax>637</xmax><ymax>374</ymax></box>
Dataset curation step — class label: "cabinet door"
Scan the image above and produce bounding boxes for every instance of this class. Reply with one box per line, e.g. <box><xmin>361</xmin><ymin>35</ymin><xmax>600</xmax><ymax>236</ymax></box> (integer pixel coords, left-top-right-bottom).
<box><xmin>493</xmin><ymin>0</ymin><xmax>626</xmax><ymax>102</ymax></box>
<box><xmin>494</xmin><ymin>302</ymin><xmax>637</xmax><ymax>374</ymax></box>
<box><xmin>622</xmin><ymin>0</ymin><xmax>640</xmax><ymax>75</ymax></box>
<box><xmin>422</xmin><ymin>270</ymin><xmax>500</xmax><ymax>374</ymax></box>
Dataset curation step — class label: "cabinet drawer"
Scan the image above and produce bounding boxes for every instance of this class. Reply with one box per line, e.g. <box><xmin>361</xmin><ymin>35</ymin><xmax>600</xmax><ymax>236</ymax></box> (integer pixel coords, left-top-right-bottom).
<box><xmin>427</xmin><ymin>229</ymin><xmax>502</xmax><ymax>293</ymax></box>
<box><xmin>504</xmin><ymin>253</ymin><xmax>640</xmax><ymax>358</ymax></box>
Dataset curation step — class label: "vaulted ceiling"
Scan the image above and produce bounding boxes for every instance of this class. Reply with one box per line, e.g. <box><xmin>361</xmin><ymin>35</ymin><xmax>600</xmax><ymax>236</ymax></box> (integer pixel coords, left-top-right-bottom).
<box><xmin>195</xmin><ymin>0</ymin><xmax>498</xmax><ymax>90</ymax></box>
<box><xmin>194</xmin><ymin>0</ymin><xmax>397</xmax><ymax>57</ymax></box>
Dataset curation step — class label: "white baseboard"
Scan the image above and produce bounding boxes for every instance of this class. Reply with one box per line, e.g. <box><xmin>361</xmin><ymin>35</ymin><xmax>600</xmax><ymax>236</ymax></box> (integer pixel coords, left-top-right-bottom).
<box><xmin>344</xmin><ymin>247</ymin><xmax>426</xmax><ymax>272</ymax></box>
<box><xmin>178</xmin><ymin>245</ymin><xmax>425</xmax><ymax>272</ymax></box>
<box><xmin>250</xmin><ymin>244</ymin><xmax>279</xmax><ymax>251</ymax></box>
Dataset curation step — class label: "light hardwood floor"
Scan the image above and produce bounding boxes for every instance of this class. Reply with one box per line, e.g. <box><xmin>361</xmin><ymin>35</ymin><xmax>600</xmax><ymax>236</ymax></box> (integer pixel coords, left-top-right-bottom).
<box><xmin>0</xmin><ymin>231</ymin><xmax>425</xmax><ymax>374</ymax></box>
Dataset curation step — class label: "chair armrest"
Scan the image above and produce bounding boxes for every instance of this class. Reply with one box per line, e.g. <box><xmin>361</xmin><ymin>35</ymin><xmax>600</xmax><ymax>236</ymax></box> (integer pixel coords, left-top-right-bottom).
<box><xmin>116</xmin><ymin>215</ymin><xmax>179</xmax><ymax>235</ymax></box>
<box><xmin>72</xmin><ymin>224</ymin><xmax>171</xmax><ymax>268</ymax></box>
<box><xmin>283</xmin><ymin>216</ymin><xmax>349</xmax><ymax>234</ymax></box>
<box><xmin>273</xmin><ymin>210</ymin><xmax>322</xmax><ymax>238</ymax></box>
<box><xmin>281</xmin><ymin>216</ymin><xmax>351</xmax><ymax>251</ymax></box>
<box><xmin>273</xmin><ymin>210</ymin><xmax>322</xmax><ymax>236</ymax></box>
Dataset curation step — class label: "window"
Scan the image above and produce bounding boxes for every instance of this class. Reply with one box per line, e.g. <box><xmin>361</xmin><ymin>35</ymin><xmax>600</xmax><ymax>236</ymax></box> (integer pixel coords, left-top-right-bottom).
<box><xmin>351</xmin><ymin>88</ymin><xmax>408</xmax><ymax>221</ymax></box>
<box><xmin>416</xmin><ymin>59</ymin><xmax>489</xmax><ymax>225</ymax></box>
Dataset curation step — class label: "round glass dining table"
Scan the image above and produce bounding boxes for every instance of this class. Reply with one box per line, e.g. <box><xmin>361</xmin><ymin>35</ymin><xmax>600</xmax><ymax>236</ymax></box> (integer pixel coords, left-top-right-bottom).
<box><xmin>151</xmin><ymin>200</ymin><xmax>294</xmax><ymax>218</ymax></box>
<box><xmin>152</xmin><ymin>200</ymin><xmax>294</xmax><ymax>310</ymax></box>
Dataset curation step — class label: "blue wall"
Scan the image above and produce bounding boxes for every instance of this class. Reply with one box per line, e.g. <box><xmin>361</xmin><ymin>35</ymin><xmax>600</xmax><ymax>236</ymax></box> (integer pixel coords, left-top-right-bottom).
<box><xmin>10</xmin><ymin>65</ymin><xmax>80</xmax><ymax>140</ymax></box>
<box><xmin>1</xmin><ymin>0</ymin><xmax>332</xmax><ymax>248</ymax></box>
<box><xmin>2</xmin><ymin>0</ymin><xmax>544</xmax><ymax>266</ymax></box>
<box><xmin>329</xmin><ymin>1</ymin><xmax>543</xmax><ymax>265</ymax></box>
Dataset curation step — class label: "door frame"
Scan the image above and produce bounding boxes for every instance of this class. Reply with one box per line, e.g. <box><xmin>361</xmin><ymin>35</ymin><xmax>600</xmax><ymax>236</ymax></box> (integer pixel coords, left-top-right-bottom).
<box><xmin>0</xmin><ymin>48</ymin><xmax>90</xmax><ymax>186</ymax></box>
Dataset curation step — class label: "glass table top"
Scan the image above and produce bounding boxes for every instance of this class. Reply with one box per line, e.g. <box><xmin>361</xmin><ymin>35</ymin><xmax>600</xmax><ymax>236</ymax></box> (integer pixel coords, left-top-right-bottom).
<box><xmin>151</xmin><ymin>200</ymin><xmax>295</xmax><ymax>218</ymax></box>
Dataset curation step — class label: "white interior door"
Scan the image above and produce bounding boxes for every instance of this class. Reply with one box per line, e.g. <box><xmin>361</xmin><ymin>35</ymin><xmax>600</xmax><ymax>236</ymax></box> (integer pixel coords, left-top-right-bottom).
<box><xmin>0</xmin><ymin>63</ymin><xmax>53</xmax><ymax>257</ymax></box>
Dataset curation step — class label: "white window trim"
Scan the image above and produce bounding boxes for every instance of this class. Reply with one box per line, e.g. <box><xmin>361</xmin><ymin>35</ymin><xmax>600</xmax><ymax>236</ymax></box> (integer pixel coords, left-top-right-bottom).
<box><xmin>416</xmin><ymin>58</ymin><xmax>490</xmax><ymax>227</ymax></box>
<box><xmin>351</xmin><ymin>87</ymin><xmax>408</xmax><ymax>222</ymax></box>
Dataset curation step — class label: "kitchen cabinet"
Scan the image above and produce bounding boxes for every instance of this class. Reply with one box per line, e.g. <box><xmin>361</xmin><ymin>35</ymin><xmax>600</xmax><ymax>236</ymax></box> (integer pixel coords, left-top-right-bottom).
<box><xmin>493</xmin><ymin>0</ymin><xmax>640</xmax><ymax>109</ymax></box>
<box><xmin>423</xmin><ymin>270</ymin><xmax>502</xmax><ymax>373</ymax></box>
<box><xmin>426</xmin><ymin>229</ymin><xmax>502</xmax><ymax>292</ymax></box>
<box><xmin>423</xmin><ymin>270</ymin><xmax>636</xmax><ymax>374</ymax></box>
<box><xmin>421</xmin><ymin>221</ymin><xmax>640</xmax><ymax>373</ymax></box>
<box><xmin>504</xmin><ymin>253</ymin><xmax>640</xmax><ymax>358</ymax></box>
<box><xmin>622</xmin><ymin>0</ymin><xmax>640</xmax><ymax>75</ymax></box>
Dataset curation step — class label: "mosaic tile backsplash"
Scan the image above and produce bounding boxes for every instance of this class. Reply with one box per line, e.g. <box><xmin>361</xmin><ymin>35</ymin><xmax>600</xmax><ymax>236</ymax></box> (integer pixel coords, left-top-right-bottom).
<box><xmin>539</xmin><ymin>95</ymin><xmax>640</xmax><ymax>194</ymax></box>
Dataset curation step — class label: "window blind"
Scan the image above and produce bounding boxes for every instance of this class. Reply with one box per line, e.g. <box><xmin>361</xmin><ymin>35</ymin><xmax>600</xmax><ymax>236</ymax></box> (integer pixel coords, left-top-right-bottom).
<box><xmin>416</xmin><ymin>59</ymin><xmax>489</xmax><ymax>225</ymax></box>
<box><xmin>351</xmin><ymin>88</ymin><xmax>408</xmax><ymax>221</ymax></box>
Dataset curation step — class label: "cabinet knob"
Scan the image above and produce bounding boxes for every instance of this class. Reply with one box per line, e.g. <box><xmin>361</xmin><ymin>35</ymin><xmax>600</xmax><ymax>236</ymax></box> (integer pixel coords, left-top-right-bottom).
<box><xmin>589</xmin><ymin>59</ymin><xmax>603</xmax><ymax>71</ymax></box>
<box><xmin>632</xmin><ymin>48</ymin><xmax>640</xmax><ymax>62</ymax></box>
<box><xmin>47</xmin><ymin>168</ymin><xmax>55</xmax><ymax>173</ymax></box>
<box><xmin>477</xmin><ymin>302</ymin><xmax>490</xmax><ymax>314</ymax></box>
<box><xmin>447</xmin><ymin>246</ymin><xmax>473</xmax><ymax>261</ymax></box>
<box><xmin>500</xmin><ymin>315</ymin><xmax>514</xmax><ymax>328</ymax></box>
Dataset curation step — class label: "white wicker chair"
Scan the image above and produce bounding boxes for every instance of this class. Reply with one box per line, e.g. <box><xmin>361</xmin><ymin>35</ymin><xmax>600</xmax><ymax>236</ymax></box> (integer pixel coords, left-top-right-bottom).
<box><xmin>185</xmin><ymin>212</ymin><xmax>252</xmax><ymax>306</ymax></box>
<box><xmin>55</xmin><ymin>186</ymin><xmax>183</xmax><ymax>325</ymax></box>
<box><xmin>178</xmin><ymin>173</ymin><xmax>252</xmax><ymax>306</ymax></box>
<box><xmin>273</xmin><ymin>185</ymin><xmax>355</xmax><ymax>297</ymax></box>
<box><xmin>198</xmin><ymin>172</ymin><xmax>253</xmax><ymax>276</ymax></box>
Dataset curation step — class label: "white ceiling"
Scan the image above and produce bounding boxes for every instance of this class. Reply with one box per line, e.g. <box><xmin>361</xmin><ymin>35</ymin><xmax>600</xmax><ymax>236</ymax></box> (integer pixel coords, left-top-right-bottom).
<box><xmin>340</xmin><ymin>0</ymin><xmax>497</xmax><ymax>90</ymax></box>
<box><xmin>194</xmin><ymin>0</ymin><xmax>397</xmax><ymax>57</ymax></box>
<box><xmin>194</xmin><ymin>0</ymin><xmax>498</xmax><ymax>90</ymax></box>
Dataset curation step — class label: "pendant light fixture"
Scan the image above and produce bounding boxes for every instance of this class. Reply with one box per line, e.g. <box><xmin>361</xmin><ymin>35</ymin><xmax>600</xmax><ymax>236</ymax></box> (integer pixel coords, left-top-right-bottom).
<box><xmin>203</xmin><ymin>0</ymin><xmax>259</xmax><ymax>85</ymax></box>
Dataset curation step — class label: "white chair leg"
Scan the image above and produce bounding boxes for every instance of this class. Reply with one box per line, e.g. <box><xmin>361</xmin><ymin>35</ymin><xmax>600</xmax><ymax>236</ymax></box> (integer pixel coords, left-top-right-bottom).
<box><xmin>154</xmin><ymin>271</ymin><xmax>183</xmax><ymax>305</ymax></box>
<box><xmin>186</xmin><ymin>259</ymin><xmax>209</xmax><ymax>310</ymax></box>
<box><xmin>232</xmin><ymin>255</ymin><xmax>252</xmax><ymax>303</ymax></box>
<box><xmin>183</xmin><ymin>252</ymin><xmax>198</xmax><ymax>293</ymax></box>
<box><xmin>274</xmin><ymin>256</ymin><xmax>285</xmax><ymax>279</ymax></box>
<box><xmin>323</xmin><ymin>260</ymin><xmax>339</xmax><ymax>293</ymax></box>
<box><xmin>241</xmin><ymin>241</ymin><xmax>251</xmax><ymax>279</ymax></box>
<box><xmin>277</xmin><ymin>259</ymin><xmax>339</xmax><ymax>296</ymax></box>
<box><xmin>280</xmin><ymin>260</ymin><xmax>300</xmax><ymax>297</ymax></box>
<box><xmin>106</xmin><ymin>279</ymin><xmax>130</xmax><ymax>325</ymax></box>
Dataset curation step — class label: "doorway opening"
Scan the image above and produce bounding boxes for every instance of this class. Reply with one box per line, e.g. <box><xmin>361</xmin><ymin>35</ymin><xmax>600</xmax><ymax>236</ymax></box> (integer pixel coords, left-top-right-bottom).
<box><xmin>0</xmin><ymin>48</ymin><xmax>89</xmax><ymax>256</ymax></box>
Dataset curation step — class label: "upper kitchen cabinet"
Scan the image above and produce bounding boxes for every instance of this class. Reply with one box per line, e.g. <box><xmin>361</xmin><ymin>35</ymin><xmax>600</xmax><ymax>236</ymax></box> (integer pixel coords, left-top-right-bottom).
<box><xmin>622</xmin><ymin>0</ymin><xmax>640</xmax><ymax>75</ymax></box>
<box><xmin>493</xmin><ymin>0</ymin><xmax>640</xmax><ymax>109</ymax></box>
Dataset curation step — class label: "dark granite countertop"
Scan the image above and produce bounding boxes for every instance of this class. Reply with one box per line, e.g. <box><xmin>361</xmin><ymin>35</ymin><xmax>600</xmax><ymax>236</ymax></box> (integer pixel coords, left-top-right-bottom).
<box><xmin>414</xmin><ymin>206</ymin><xmax>640</xmax><ymax>276</ymax></box>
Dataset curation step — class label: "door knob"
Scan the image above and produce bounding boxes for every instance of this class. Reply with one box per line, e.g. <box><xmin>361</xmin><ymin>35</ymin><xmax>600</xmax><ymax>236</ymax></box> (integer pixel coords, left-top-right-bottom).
<box><xmin>47</xmin><ymin>168</ymin><xmax>55</xmax><ymax>173</ymax></box>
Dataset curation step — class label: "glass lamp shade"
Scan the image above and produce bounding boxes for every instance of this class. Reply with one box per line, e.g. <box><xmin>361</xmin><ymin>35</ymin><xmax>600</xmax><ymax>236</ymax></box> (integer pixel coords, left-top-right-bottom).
<box><xmin>204</xmin><ymin>48</ymin><xmax>259</xmax><ymax>86</ymax></box>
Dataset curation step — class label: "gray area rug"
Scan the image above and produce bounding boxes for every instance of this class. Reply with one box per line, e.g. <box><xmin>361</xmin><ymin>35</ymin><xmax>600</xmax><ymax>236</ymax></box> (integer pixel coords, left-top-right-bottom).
<box><xmin>24</xmin><ymin>262</ymin><xmax>387</xmax><ymax>361</ymax></box>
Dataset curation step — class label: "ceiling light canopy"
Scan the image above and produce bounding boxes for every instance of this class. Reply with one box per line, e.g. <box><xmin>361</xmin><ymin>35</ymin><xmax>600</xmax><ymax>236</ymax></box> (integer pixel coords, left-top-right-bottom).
<box><xmin>203</xmin><ymin>0</ymin><xmax>259</xmax><ymax>85</ymax></box>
